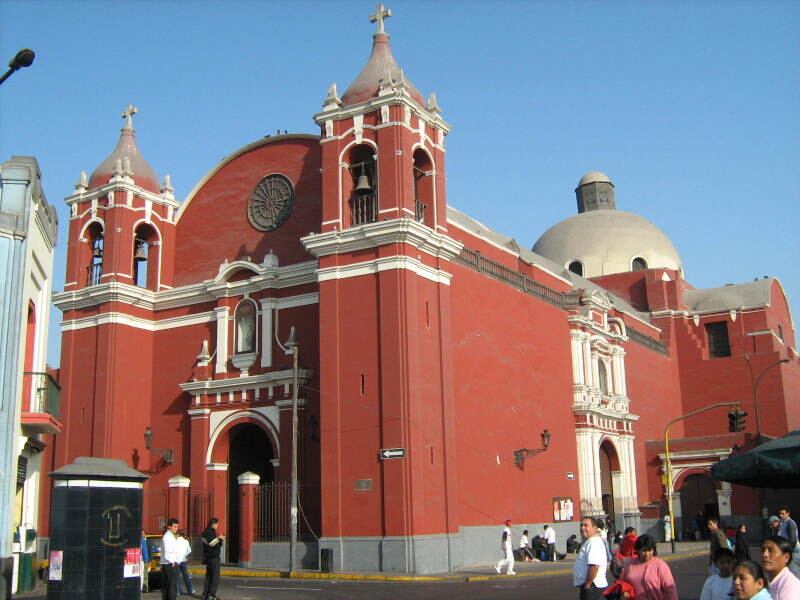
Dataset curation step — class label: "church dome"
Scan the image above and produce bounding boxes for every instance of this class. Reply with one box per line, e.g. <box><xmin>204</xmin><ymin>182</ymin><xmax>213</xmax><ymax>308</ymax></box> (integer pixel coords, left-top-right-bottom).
<box><xmin>88</xmin><ymin>106</ymin><xmax>160</xmax><ymax>193</ymax></box>
<box><xmin>341</xmin><ymin>25</ymin><xmax>424</xmax><ymax>107</ymax></box>
<box><xmin>532</xmin><ymin>172</ymin><xmax>682</xmax><ymax>277</ymax></box>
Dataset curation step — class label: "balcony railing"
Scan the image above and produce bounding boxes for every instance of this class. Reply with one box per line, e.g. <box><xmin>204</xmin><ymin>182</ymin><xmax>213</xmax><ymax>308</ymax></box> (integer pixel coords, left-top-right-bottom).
<box><xmin>350</xmin><ymin>194</ymin><xmax>377</xmax><ymax>225</ymax></box>
<box><xmin>23</xmin><ymin>372</ymin><xmax>61</xmax><ymax>418</ymax></box>
<box><xmin>86</xmin><ymin>263</ymin><xmax>102</xmax><ymax>286</ymax></box>
<box><xmin>414</xmin><ymin>199</ymin><xmax>427</xmax><ymax>224</ymax></box>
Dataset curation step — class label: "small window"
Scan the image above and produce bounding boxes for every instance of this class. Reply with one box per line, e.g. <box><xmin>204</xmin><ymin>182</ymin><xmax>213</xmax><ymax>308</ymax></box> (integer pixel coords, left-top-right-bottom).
<box><xmin>568</xmin><ymin>260</ymin><xmax>584</xmax><ymax>276</ymax></box>
<box><xmin>235</xmin><ymin>301</ymin><xmax>257</xmax><ymax>354</ymax></box>
<box><xmin>632</xmin><ymin>257</ymin><xmax>648</xmax><ymax>271</ymax></box>
<box><xmin>705</xmin><ymin>321</ymin><xmax>731</xmax><ymax>358</ymax></box>
<box><xmin>598</xmin><ymin>361</ymin><xmax>610</xmax><ymax>394</ymax></box>
<box><xmin>777</xmin><ymin>325</ymin><xmax>784</xmax><ymax>342</ymax></box>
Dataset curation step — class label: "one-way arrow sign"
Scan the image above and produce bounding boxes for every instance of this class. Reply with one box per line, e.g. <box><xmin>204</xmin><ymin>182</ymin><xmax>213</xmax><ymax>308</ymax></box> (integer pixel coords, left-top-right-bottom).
<box><xmin>379</xmin><ymin>448</ymin><xmax>406</xmax><ymax>460</ymax></box>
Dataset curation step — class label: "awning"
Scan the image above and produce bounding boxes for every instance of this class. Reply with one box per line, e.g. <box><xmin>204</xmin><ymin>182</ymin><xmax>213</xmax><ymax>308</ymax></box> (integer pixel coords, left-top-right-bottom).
<box><xmin>710</xmin><ymin>429</ymin><xmax>800</xmax><ymax>489</ymax></box>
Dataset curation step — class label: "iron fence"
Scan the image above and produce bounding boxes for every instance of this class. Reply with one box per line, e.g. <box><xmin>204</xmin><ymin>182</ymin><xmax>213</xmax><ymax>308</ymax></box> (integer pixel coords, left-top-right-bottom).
<box><xmin>22</xmin><ymin>372</ymin><xmax>60</xmax><ymax>417</ymax></box>
<box><xmin>255</xmin><ymin>482</ymin><xmax>319</xmax><ymax>542</ymax></box>
<box><xmin>188</xmin><ymin>491</ymin><xmax>214</xmax><ymax>536</ymax></box>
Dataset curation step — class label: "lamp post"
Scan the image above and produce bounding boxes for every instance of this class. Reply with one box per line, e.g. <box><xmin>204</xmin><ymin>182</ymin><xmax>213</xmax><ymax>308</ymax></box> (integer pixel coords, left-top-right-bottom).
<box><xmin>0</xmin><ymin>49</ymin><xmax>35</xmax><ymax>86</ymax></box>
<box><xmin>744</xmin><ymin>355</ymin><xmax>789</xmax><ymax>437</ymax></box>
<box><xmin>513</xmin><ymin>429</ymin><xmax>551</xmax><ymax>467</ymax></box>
<box><xmin>284</xmin><ymin>327</ymin><xmax>299</xmax><ymax>573</ymax></box>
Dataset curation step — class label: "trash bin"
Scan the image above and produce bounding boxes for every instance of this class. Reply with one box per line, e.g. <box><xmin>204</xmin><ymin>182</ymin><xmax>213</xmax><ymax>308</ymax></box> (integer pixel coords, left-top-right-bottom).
<box><xmin>320</xmin><ymin>548</ymin><xmax>333</xmax><ymax>573</ymax></box>
<box><xmin>19</xmin><ymin>553</ymin><xmax>35</xmax><ymax>592</ymax></box>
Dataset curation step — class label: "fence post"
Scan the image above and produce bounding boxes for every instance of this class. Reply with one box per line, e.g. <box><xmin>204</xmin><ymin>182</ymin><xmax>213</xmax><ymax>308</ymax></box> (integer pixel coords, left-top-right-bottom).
<box><xmin>237</xmin><ymin>472</ymin><xmax>260</xmax><ymax>565</ymax></box>
<box><xmin>167</xmin><ymin>475</ymin><xmax>190</xmax><ymax>528</ymax></box>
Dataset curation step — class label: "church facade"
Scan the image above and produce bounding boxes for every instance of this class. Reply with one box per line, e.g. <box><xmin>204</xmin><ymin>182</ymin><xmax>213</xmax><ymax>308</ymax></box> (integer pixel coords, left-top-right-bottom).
<box><xmin>45</xmin><ymin>9</ymin><xmax>798</xmax><ymax>573</ymax></box>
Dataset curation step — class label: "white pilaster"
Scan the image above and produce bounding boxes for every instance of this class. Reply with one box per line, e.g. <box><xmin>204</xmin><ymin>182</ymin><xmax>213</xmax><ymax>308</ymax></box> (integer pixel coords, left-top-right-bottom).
<box><xmin>259</xmin><ymin>298</ymin><xmax>274</xmax><ymax>368</ymax></box>
<box><xmin>215</xmin><ymin>306</ymin><xmax>230</xmax><ymax>373</ymax></box>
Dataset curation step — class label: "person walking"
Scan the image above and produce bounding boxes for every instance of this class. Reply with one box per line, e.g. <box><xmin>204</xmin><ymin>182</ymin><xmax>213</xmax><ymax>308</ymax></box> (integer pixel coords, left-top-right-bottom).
<box><xmin>494</xmin><ymin>519</ymin><xmax>516</xmax><ymax>575</ymax></box>
<box><xmin>768</xmin><ymin>515</ymin><xmax>782</xmax><ymax>539</ymax></box>
<box><xmin>175</xmin><ymin>529</ymin><xmax>196</xmax><ymax>597</ymax></box>
<box><xmin>201</xmin><ymin>517</ymin><xmax>225</xmax><ymax>600</ymax></box>
<box><xmin>619</xmin><ymin>534</ymin><xmax>678</xmax><ymax>600</ymax></box>
<box><xmin>733</xmin><ymin>524</ymin><xmax>751</xmax><ymax>563</ymax></box>
<box><xmin>572</xmin><ymin>516</ymin><xmax>608</xmax><ymax>599</ymax></box>
<box><xmin>777</xmin><ymin>506</ymin><xmax>800</xmax><ymax>576</ymax></box>
<box><xmin>544</xmin><ymin>524</ymin><xmax>557</xmax><ymax>561</ymax></box>
<box><xmin>761</xmin><ymin>536</ymin><xmax>800</xmax><ymax>600</ymax></box>
<box><xmin>140</xmin><ymin>529</ymin><xmax>151</xmax><ymax>593</ymax></box>
<box><xmin>160</xmin><ymin>518</ymin><xmax>181</xmax><ymax>600</ymax></box>
<box><xmin>700</xmin><ymin>548</ymin><xmax>735</xmax><ymax>600</ymax></box>
<box><xmin>707</xmin><ymin>518</ymin><xmax>729</xmax><ymax>575</ymax></box>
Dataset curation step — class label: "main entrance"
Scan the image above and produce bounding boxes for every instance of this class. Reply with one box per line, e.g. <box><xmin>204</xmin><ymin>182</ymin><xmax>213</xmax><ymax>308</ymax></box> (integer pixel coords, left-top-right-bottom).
<box><xmin>227</xmin><ymin>423</ymin><xmax>274</xmax><ymax>562</ymax></box>
<box><xmin>599</xmin><ymin>440</ymin><xmax>622</xmax><ymax>526</ymax></box>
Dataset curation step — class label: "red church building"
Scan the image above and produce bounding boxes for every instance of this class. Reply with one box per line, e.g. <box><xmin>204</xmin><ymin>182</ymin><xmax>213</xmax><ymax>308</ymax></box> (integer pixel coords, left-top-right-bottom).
<box><xmin>45</xmin><ymin>8</ymin><xmax>798</xmax><ymax>573</ymax></box>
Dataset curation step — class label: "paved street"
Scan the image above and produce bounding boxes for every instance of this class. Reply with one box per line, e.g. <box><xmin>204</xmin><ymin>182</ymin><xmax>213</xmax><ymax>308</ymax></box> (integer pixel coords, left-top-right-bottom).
<box><xmin>20</xmin><ymin>552</ymin><xmax>713</xmax><ymax>599</ymax></box>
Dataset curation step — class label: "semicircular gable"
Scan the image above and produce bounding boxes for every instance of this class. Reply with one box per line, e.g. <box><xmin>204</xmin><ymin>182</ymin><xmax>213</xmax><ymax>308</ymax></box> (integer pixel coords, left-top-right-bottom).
<box><xmin>173</xmin><ymin>135</ymin><xmax>321</xmax><ymax>286</ymax></box>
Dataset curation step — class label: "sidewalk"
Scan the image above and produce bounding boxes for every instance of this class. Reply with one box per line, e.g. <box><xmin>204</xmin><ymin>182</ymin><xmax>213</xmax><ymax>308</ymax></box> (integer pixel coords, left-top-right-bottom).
<box><xmin>185</xmin><ymin>540</ymin><xmax>709</xmax><ymax>583</ymax></box>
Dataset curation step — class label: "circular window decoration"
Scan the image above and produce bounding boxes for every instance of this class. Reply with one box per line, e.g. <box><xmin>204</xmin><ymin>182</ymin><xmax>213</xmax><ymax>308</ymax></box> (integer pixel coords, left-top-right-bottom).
<box><xmin>247</xmin><ymin>174</ymin><xmax>295</xmax><ymax>231</ymax></box>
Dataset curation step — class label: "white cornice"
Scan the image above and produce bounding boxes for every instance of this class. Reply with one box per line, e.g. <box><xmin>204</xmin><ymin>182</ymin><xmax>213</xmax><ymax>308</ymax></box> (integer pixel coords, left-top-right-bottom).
<box><xmin>179</xmin><ymin>369</ymin><xmax>313</xmax><ymax>395</ymax></box>
<box><xmin>314</xmin><ymin>92</ymin><xmax>451</xmax><ymax>134</ymax></box>
<box><xmin>316</xmin><ymin>255</ymin><xmax>452</xmax><ymax>286</ymax></box>
<box><xmin>301</xmin><ymin>218</ymin><xmax>463</xmax><ymax>261</ymax></box>
<box><xmin>53</xmin><ymin>261</ymin><xmax>319</xmax><ymax>312</ymax></box>
<box><xmin>65</xmin><ymin>179</ymin><xmax>181</xmax><ymax>211</ymax></box>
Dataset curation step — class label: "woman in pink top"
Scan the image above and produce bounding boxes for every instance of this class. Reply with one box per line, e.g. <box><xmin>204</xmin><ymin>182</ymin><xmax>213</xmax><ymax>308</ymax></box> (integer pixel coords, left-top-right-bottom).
<box><xmin>761</xmin><ymin>536</ymin><xmax>800</xmax><ymax>600</ymax></box>
<box><xmin>620</xmin><ymin>534</ymin><xmax>679</xmax><ymax>600</ymax></box>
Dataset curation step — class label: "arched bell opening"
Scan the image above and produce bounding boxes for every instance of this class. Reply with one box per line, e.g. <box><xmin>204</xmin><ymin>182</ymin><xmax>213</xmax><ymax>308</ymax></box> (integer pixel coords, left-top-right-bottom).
<box><xmin>133</xmin><ymin>222</ymin><xmax>160</xmax><ymax>290</ymax></box>
<box><xmin>85</xmin><ymin>221</ymin><xmax>104</xmax><ymax>286</ymax></box>
<box><xmin>412</xmin><ymin>148</ymin><xmax>434</xmax><ymax>226</ymax></box>
<box><xmin>346</xmin><ymin>144</ymin><xmax>377</xmax><ymax>226</ymax></box>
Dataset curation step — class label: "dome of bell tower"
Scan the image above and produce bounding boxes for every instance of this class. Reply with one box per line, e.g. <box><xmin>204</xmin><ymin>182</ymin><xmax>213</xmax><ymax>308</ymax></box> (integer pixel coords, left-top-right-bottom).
<box><xmin>88</xmin><ymin>105</ymin><xmax>160</xmax><ymax>193</ymax></box>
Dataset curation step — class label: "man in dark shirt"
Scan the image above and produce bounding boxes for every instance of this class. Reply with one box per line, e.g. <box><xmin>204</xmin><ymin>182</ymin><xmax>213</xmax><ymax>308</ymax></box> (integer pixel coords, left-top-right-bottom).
<box><xmin>201</xmin><ymin>517</ymin><xmax>225</xmax><ymax>600</ymax></box>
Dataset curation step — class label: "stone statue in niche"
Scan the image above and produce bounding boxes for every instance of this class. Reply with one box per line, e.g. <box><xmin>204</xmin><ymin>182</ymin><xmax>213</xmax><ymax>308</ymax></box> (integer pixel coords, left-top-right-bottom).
<box><xmin>236</xmin><ymin>302</ymin><xmax>256</xmax><ymax>354</ymax></box>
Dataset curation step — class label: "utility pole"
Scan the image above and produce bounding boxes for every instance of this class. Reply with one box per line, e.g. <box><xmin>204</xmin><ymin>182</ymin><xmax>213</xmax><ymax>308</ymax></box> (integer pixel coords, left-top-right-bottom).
<box><xmin>285</xmin><ymin>327</ymin><xmax>299</xmax><ymax>573</ymax></box>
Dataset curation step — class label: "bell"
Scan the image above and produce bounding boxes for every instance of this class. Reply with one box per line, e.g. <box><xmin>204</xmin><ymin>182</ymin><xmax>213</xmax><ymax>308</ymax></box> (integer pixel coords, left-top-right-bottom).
<box><xmin>354</xmin><ymin>167</ymin><xmax>372</xmax><ymax>194</ymax></box>
<box><xmin>134</xmin><ymin>241</ymin><xmax>147</xmax><ymax>262</ymax></box>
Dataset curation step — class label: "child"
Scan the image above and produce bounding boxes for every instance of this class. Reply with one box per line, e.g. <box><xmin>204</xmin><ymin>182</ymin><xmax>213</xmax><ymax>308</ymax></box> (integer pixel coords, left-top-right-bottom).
<box><xmin>699</xmin><ymin>547</ymin><xmax>735</xmax><ymax>600</ymax></box>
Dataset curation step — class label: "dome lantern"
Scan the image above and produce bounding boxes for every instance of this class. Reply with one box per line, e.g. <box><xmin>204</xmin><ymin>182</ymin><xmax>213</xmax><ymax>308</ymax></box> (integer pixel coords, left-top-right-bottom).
<box><xmin>576</xmin><ymin>171</ymin><xmax>615</xmax><ymax>213</ymax></box>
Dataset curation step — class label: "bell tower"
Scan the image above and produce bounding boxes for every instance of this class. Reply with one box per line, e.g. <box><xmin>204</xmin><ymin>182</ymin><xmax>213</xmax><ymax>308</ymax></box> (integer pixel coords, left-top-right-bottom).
<box><xmin>303</xmin><ymin>6</ymin><xmax>464</xmax><ymax>573</ymax></box>
<box><xmin>55</xmin><ymin>106</ymin><xmax>178</xmax><ymax>464</ymax></box>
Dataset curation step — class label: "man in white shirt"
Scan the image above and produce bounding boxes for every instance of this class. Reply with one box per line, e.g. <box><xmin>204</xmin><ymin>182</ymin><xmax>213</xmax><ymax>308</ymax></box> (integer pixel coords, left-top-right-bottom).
<box><xmin>572</xmin><ymin>517</ymin><xmax>608</xmax><ymax>599</ymax></box>
<box><xmin>160</xmin><ymin>518</ymin><xmax>181</xmax><ymax>600</ymax></box>
<box><xmin>544</xmin><ymin>524</ymin><xmax>557</xmax><ymax>561</ymax></box>
<box><xmin>494</xmin><ymin>519</ymin><xmax>516</xmax><ymax>575</ymax></box>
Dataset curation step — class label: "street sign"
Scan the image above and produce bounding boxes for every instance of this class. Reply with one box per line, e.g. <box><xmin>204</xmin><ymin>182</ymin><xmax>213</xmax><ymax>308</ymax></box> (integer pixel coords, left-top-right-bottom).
<box><xmin>379</xmin><ymin>448</ymin><xmax>405</xmax><ymax>460</ymax></box>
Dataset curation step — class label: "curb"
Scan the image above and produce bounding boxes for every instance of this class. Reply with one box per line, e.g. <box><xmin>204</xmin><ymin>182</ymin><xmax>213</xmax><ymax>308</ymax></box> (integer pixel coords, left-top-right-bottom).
<box><xmin>188</xmin><ymin>549</ymin><xmax>708</xmax><ymax>583</ymax></box>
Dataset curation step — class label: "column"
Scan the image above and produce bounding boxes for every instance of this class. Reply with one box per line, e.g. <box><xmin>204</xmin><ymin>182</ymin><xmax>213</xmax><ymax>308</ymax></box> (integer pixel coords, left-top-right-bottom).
<box><xmin>570</xmin><ymin>331</ymin><xmax>584</xmax><ymax>385</ymax></box>
<box><xmin>215</xmin><ymin>306</ymin><xmax>230</xmax><ymax>373</ymax></box>
<box><xmin>237</xmin><ymin>472</ymin><xmax>260</xmax><ymax>565</ymax></box>
<box><xmin>717</xmin><ymin>482</ymin><xmax>733</xmax><ymax>520</ymax></box>
<box><xmin>188</xmin><ymin>408</ymin><xmax>210</xmax><ymax>493</ymax></box>
<box><xmin>168</xmin><ymin>475</ymin><xmax>190</xmax><ymax>527</ymax></box>
<box><xmin>259</xmin><ymin>299</ymin><xmax>274</xmax><ymax>368</ymax></box>
<box><xmin>582</xmin><ymin>336</ymin><xmax>592</xmax><ymax>385</ymax></box>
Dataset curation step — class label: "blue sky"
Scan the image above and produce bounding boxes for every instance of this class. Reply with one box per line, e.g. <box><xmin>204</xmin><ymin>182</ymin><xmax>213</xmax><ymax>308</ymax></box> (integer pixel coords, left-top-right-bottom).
<box><xmin>1</xmin><ymin>1</ymin><xmax>798</xmax><ymax>366</ymax></box>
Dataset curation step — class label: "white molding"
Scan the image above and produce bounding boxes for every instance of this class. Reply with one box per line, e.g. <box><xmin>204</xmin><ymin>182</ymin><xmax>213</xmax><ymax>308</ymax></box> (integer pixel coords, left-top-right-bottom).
<box><xmin>317</xmin><ymin>256</ymin><xmax>452</xmax><ymax>286</ymax></box>
<box><xmin>302</xmin><ymin>217</ymin><xmax>463</xmax><ymax>261</ymax></box>
<box><xmin>179</xmin><ymin>369</ymin><xmax>312</xmax><ymax>396</ymax></box>
<box><xmin>60</xmin><ymin>310</ymin><xmax>216</xmax><ymax>332</ymax></box>
<box><xmin>206</xmin><ymin>463</ymin><xmax>228</xmax><ymax>471</ymax></box>
<box><xmin>66</xmin><ymin>179</ymin><xmax>180</xmax><ymax>211</ymax></box>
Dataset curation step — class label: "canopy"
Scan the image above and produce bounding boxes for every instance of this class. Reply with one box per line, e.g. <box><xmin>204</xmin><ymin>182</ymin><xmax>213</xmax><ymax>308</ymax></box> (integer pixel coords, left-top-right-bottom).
<box><xmin>711</xmin><ymin>429</ymin><xmax>800</xmax><ymax>489</ymax></box>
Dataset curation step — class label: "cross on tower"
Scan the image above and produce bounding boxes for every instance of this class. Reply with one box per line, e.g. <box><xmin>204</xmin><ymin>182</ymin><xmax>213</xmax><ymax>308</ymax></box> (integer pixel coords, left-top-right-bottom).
<box><xmin>369</xmin><ymin>4</ymin><xmax>392</xmax><ymax>34</ymax></box>
<box><xmin>121</xmin><ymin>104</ymin><xmax>138</xmax><ymax>129</ymax></box>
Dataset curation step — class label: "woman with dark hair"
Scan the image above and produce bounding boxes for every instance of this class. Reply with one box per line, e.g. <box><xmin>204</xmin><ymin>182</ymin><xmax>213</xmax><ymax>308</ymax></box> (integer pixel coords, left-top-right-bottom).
<box><xmin>732</xmin><ymin>560</ymin><xmax>771</xmax><ymax>599</ymax></box>
<box><xmin>734</xmin><ymin>524</ymin><xmax>751</xmax><ymax>562</ymax></box>
<box><xmin>619</xmin><ymin>534</ymin><xmax>678</xmax><ymax>600</ymax></box>
<box><xmin>761</xmin><ymin>536</ymin><xmax>800</xmax><ymax>600</ymax></box>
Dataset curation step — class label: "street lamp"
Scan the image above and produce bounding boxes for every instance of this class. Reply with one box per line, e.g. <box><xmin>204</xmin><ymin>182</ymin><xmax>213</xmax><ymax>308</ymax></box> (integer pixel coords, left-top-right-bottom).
<box><xmin>0</xmin><ymin>49</ymin><xmax>35</xmax><ymax>86</ymax></box>
<box><xmin>143</xmin><ymin>426</ymin><xmax>174</xmax><ymax>464</ymax></box>
<box><xmin>513</xmin><ymin>429</ymin><xmax>551</xmax><ymax>467</ymax></box>
<box><xmin>285</xmin><ymin>326</ymin><xmax>300</xmax><ymax>573</ymax></box>
<box><xmin>744</xmin><ymin>355</ymin><xmax>790</xmax><ymax>437</ymax></box>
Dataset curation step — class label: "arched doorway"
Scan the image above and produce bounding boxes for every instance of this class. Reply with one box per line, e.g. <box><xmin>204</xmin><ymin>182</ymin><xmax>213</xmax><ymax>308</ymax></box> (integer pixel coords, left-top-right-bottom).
<box><xmin>679</xmin><ymin>473</ymin><xmax>718</xmax><ymax>541</ymax></box>
<box><xmin>599</xmin><ymin>440</ymin><xmax>622</xmax><ymax>526</ymax></box>
<box><xmin>227</xmin><ymin>423</ymin><xmax>274</xmax><ymax>562</ymax></box>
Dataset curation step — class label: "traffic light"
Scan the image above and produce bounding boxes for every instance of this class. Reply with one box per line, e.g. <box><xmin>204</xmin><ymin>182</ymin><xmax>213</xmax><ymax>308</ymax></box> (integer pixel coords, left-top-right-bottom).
<box><xmin>728</xmin><ymin>408</ymin><xmax>747</xmax><ymax>432</ymax></box>
<box><xmin>735</xmin><ymin>409</ymin><xmax>747</xmax><ymax>432</ymax></box>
